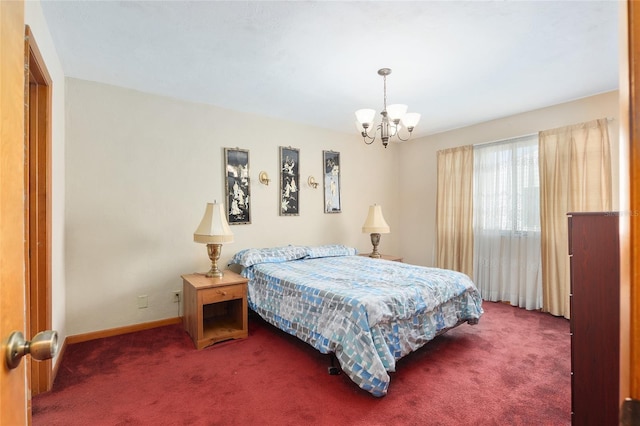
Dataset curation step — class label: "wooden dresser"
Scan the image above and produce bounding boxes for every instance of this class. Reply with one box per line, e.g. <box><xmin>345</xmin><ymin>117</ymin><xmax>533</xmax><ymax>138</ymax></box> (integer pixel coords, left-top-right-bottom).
<box><xmin>568</xmin><ymin>212</ymin><xmax>620</xmax><ymax>425</ymax></box>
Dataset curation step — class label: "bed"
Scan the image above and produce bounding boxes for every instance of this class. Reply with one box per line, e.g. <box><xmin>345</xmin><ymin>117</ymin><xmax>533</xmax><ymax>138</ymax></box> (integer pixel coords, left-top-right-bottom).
<box><xmin>229</xmin><ymin>244</ymin><xmax>483</xmax><ymax>397</ymax></box>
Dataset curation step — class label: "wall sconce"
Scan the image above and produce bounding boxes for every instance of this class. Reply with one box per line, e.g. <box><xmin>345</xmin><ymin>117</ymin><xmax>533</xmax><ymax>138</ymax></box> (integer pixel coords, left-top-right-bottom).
<box><xmin>307</xmin><ymin>176</ymin><xmax>319</xmax><ymax>189</ymax></box>
<box><xmin>259</xmin><ymin>171</ymin><xmax>271</xmax><ymax>186</ymax></box>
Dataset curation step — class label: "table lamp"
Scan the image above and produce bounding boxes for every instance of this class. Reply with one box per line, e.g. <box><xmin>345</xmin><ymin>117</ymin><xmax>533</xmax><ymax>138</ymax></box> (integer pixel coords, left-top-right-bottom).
<box><xmin>362</xmin><ymin>204</ymin><xmax>390</xmax><ymax>258</ymax></box>
<box><xmin>194</xmin><ymin>201</ymin><xmax>234</xmax><ymax>278</ymax></box>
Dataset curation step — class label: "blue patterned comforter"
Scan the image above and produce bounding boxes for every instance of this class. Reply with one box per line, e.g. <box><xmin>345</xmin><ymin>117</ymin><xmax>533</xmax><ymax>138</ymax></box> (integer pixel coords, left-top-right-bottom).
<box><xmin>231</xmin><ymin>245</ymin><xmax>483</xmax><ymax>397</ymax></box>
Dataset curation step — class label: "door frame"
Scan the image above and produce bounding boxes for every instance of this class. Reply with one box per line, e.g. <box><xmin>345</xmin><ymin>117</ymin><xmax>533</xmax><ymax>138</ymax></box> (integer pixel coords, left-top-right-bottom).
<box><xmin>627</xmin><ymin>0</ymin><xmax>640</xmax><ymax>402</ymax></box>
<box><xmin>24</xmin><ymin>25</ymin><xmax>53</xmax><ymax>396</ymax></box>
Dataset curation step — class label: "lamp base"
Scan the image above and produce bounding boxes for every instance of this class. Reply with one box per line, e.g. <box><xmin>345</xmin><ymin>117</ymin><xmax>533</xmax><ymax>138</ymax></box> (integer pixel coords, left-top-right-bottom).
<box><xmin>369</xmin><ymin>233</ymin><xmax>382</xmax><ymax>258</ymax></box>
<box><xmin>205</xmin><ymin>243</ymin><xmax>225</xmax><ymax>278</ymax></box>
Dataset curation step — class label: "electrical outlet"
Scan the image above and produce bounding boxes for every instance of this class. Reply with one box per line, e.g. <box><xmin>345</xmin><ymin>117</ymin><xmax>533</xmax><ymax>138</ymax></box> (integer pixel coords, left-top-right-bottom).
<box><xmin>173</xmin><ymin>291</ymin><xmax>181</xmax><ymax>303</ymax></box>
<box><xmin>137</xmin><ymin>295</ymin><xmax>148</xmax><ymax>309</ymax></box>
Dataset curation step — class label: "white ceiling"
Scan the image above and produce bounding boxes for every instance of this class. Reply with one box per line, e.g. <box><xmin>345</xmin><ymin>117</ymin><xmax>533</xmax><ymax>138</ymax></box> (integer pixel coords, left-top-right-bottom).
<box><xmin>39</xmin><ymin>0</ymin><xmax>620</xmax><ymax>137</ymax></box>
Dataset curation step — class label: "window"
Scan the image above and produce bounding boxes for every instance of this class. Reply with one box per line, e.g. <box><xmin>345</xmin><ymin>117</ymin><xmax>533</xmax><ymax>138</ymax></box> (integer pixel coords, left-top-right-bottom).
<box><xmin>473</xmin><ymin>136</ymin><xmax>540</xmax><ymax>233</ymax></box>
<box><xmin>473</xmin><ymin>134</ymin><xmax>542</xmax><ymax>310</ymax></box>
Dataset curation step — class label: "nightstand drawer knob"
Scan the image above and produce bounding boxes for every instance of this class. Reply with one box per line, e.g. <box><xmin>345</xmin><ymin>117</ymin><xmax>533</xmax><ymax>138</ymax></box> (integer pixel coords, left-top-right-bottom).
<box><xmin>216</xmin><ymin>290</ymin><xmax>227</xmax><ymax>296</ymax></box>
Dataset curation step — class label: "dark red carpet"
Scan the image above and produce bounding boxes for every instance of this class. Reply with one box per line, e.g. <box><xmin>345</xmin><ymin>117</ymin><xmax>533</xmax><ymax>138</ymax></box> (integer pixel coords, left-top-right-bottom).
<box><xmin>33</xmin><ymin>302</ymin><xmax>570</xmax><ymax>425</ymax></box>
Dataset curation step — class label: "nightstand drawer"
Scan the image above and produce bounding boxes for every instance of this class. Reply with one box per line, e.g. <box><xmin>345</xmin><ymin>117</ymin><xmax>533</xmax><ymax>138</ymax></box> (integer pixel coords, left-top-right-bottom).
<box><xmin>200</xmin><ymin>284</ymin><xmax>245</xmax><ymax>305</ymax></box>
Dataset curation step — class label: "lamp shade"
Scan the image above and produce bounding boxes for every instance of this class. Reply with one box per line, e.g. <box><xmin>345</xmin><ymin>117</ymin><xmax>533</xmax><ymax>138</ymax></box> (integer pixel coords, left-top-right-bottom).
<box><xmin>386</xmin><ymin>104</ymin><xmax>408</xmax><ymax>122</ymax></box>
<box><xmin>193</xmin><ymin>202</ymin><xmax>234</xmax><ymax>244</ymax></box>
<box><xmin>362</xmin><ymin>204</ymin><xmax>390</xmax><ymax>234</ymax></box>
<box><xmin>402</xmin><ymin>112</ymin><xmax>421</xmax><ymax>129</ymax></box>
<box><xmin>355</xmin><ymin>108</ymin><xmax>376</xmax><ymax>125</ymax></box>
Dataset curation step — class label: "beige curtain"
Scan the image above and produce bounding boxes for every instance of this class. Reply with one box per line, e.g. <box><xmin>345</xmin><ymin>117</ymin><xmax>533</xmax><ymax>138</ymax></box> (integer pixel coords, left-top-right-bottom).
<box><xmin>539</xmin><ymin>118</ymin><xmax>612</xmax><ymax>318</ymax></box>
<box><xmin>436</xmin><ymin>145</ymin><xmax>474</xmax><ymax>277</ymax></box>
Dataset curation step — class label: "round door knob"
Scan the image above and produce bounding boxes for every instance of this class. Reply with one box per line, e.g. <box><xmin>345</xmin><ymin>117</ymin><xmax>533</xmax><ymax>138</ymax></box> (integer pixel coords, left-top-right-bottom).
<box><xmin>5</xmin><ymin>330</ymin><xmax>58</xmax><ymax>370</ymax></box>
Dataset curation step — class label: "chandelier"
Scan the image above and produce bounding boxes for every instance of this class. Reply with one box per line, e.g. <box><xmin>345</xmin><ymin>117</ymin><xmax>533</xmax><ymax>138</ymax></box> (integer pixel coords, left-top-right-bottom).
<box><xmin>355</xmin><ymin>68</ymin><xmax>421</xmax><ymax>148</ymax></box>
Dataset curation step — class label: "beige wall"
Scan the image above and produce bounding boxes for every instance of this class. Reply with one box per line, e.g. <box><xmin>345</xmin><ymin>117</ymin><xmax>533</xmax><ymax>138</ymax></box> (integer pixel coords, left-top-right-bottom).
<box><xmin>397</xmin><ymin>90</ymin><xmax>620</xmax><ymax>266</ymax></box>
<box><xmin>65</xmin><ymin>80</ymin><xmax>619</xmax><ymax>335</ymax></box>
<box><xmin>65</xmin><ymin>78</ymin><xmax>400</xmax><ymax>335</ymax></box>
<box><xmin>24</xmin><ymin>0</ymin><xmax>67</xmax><ymax>357</ymax></box>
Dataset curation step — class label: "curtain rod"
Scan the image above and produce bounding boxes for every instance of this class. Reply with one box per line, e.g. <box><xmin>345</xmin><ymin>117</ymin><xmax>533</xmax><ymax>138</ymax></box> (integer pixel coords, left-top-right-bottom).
<box><xmin>472</xmin><ymin>132</ymin><xmax>538</xmax><ymax>148</ymax></box>
<box><xmin>472</xmin><ymin>117</ymin><xmax>614</xmax><ymax>148</ymax></box>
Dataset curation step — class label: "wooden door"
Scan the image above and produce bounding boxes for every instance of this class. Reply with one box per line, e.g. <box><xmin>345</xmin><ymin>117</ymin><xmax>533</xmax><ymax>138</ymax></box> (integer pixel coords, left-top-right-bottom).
<box><xmin>0</xmin><ymin>0</ymin><xmax>29</xmax><ymax>425</ymax></box>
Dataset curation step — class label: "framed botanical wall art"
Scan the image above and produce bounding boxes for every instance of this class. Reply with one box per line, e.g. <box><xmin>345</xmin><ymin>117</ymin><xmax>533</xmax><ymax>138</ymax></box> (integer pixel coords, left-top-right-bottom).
<box><xmin>323</xmin><ymin>150</ymin><xmax>341</xmax><ymax>213</ymax></box>
<box><xmin>279</xmin><ymin>146</ymin><xmax>299</xmax><ymax>216</ymax></box>
<box><xmin>224</xmin><ymin>147</ymin><xmax>251</xmax><ymax>224</ymax></box>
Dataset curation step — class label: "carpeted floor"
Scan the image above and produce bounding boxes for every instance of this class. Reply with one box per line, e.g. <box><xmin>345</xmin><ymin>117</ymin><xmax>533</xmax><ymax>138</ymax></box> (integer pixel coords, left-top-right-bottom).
<box><xmin>33</xmin><ymin>301</ymin><xmax>570</xmax><ymax>425</ymax></box>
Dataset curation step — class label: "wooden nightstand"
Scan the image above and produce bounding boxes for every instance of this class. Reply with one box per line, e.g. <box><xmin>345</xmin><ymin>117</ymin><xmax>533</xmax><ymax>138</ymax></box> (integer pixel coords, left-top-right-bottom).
<box><xmin>182</xmin><ymin>270</ymin><xmax>248</xmax><ymax>349</ymax></box>
<box><xmin>358</xmin><ymin>253</ymin><xmax>403</xmax><ymax>262</ymax></box>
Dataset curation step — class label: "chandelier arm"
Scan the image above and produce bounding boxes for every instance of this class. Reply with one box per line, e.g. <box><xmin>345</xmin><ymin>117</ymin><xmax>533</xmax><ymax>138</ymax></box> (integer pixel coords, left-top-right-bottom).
<box><xmin>361</xmin><ymin>128</ymin><xmax>376</xmax><ymax>144</ymax></box>
<box><xmin>395</xmin><ymin>129</ymin><xmax>412</xmax><ymax>142</ymax></box>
